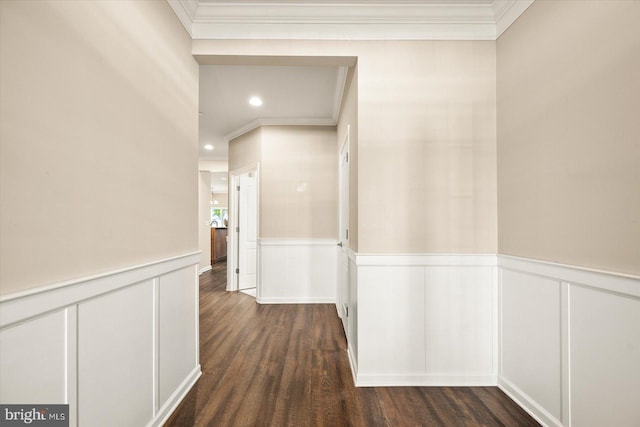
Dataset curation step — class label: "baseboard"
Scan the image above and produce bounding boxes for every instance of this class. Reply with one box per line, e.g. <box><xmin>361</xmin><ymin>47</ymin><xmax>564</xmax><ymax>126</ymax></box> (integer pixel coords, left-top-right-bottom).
<box><xmin>199</xmin><ymin>265</ymin><xmax>212</xmax><ymax>275</ymax></box>
<box><xmin>347</xmin><ymin>344</ymin><xmax>358</xmax><ymax>387</ymax></box>
<box><xmin>356</xmin><ymin>374</ymin><xmax>497</xmax><ymax>387</ymax></box>
<box><xmin>256</xmin><ymin>296</ymin><xmax>335</xmax><ymax>304</ymax></box>
<box><xmin>498</xmin><ymin>377</ymin><xmax>561</xmax><ymax>427</ymax></box>
<box><xmin>150</xmin><ymin>365</ymin><xmax>202</xmax><ymax>427</ymax></box>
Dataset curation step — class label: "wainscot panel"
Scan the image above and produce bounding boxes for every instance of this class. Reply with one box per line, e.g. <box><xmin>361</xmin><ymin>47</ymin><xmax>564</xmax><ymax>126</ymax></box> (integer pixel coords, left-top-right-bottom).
<box><xmin>355</xmin><ymin>254</ymin><xmax>497</xmax><ymax>387</ymax></box>
<box><xmin>258</xmin><ymin>239</ymin><xmax>337</xmax><ymax>304</ymax></box>
<box><xmin>498</xmin><ymin>255</ymin><xmax>640</xmax><ymax>427</ymax></box>
<box><xmin>0</xmin><ymin>252</ymin><xmax>201</xmax><ymax>427</ymax></box>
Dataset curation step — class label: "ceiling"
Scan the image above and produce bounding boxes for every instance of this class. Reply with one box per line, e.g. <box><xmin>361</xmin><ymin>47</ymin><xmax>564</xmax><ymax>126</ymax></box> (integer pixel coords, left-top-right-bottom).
<box><xmin>198</xmin><ymin>64</ymin><xmax>346</xmax><ymax>160</ymax></box>
<box><xmin>210</xmin><ymin>171</ymin><xmax>228</xmax><ymax>193</ymax></box>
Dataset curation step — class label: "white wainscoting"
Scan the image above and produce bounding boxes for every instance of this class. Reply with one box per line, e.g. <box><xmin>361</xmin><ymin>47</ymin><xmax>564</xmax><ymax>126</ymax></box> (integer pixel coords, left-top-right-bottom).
<box><xmin>258</xmin><ymin>239</ymin><xmax>337</xmax><ymax>304</ymax></box>
<box><xmin>354</xmin><ymin>254</ymin><xmax>497</xmax><ymax>387</ymax></box>
<box><xmin>0</xmin><ymin>252</ymin><xmax>201</xmax><ymax>427</ymax></box>
<box><xmin>498</xmin><ymin>255</ymin><xmax>640</xmax><ymax>427</ymax></box>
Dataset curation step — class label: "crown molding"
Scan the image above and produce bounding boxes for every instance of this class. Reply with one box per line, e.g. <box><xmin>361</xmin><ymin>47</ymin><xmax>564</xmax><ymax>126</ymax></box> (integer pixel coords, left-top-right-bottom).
<box><xmin>224</xmin><ymin>117</ymin><xmax>336</xmax><ymax>142</ymax></box>
<box><xmin>169</xmin><ymin>0</ymin><xmax>535</xmax><ymax>41</ymax></box>
<box><xmin>493</xmin><ymin>0</ymin><xmax>534</xmax><ymax>38</ymax></box>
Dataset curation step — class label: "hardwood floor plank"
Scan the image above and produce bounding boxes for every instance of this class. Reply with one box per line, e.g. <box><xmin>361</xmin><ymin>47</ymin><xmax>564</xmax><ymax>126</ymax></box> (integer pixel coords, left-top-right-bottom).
<box><xmin>164</xmin><ymin>262</ymin><xmax>540</xmax><ymax>427</ymax></box>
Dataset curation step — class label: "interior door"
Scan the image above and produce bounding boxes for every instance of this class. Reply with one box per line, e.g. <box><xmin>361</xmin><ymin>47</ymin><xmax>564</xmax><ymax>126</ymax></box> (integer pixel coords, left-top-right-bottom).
<box><xmin>338</xmin><ymin>133</ymin><xmax>350</xmax><ymax>333</ymax></box>
<box><xmin>238</xmin><ymin>172</ymin><xmax>257</xmax><ymax>290</ymax></box>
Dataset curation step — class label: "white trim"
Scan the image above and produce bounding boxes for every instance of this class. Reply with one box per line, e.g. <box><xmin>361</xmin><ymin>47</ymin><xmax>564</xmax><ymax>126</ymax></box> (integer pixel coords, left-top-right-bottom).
<box><xmin>347</xmin><ymin>346</ymin><xmax>358</xmax><ymax>387</ymax></box>
<box><xmin>198</xmin><ymin>265</ymin><xmax>212</xmax><ymax>275</ymax></box>
<box><xmin>498</xmin><ymin>377</ymin><xmax>563</xmax><ymax>427</ymax></box>
<box><xmin>170</xmin><ymin>0</ymin><xmax>533</xmax><ymax>41</ymax></box>
<box><xmin>357</xmin><ymin>374</ymin><xmax>497</xmax><ymax>388</ymax></box>
<box><xmin>0</xmin><ymin>253</ymin><xmax>201</xmax><ymax>427</ymax></box>
<box><xmin>494</xmin><ymin>0</ymin><xmax>534</xmax><ymax>38</ymax></box>
<box><xmin>258</xmin><ymin>238</ymin><xmax>337</xmax><ymax>247</ymax></box>
<box><xmin>498</xmin><ymin>254</ymin><xmax>640</xmax><ymax>298</ymax></box>
<box><xmin>332</xmin><ymin>67</ymin><xmax>348</xmax><ymax>123</ymax></box>
<box><xmin>0</xmin><ymin>252</ymin><xmax>201</xmax><ymax>328</ymax></box>
<box><xmin>225</xmin><ymin>117</ymin><xmax>336</xmax><ymax>143</ymax></box>
<box><xmin>258</xmin><ymin>238</ymin><xmax>337</xmax><ymax>303</ymax></box>
<box><xmin>560</xmin><ymin>281</ymin><xmax>571</xmax><ymax>427</ymax></box>
<box><xmin>498</xmin><ymin>255</ymin><xmax>640</xmax><ymax>427</ymax></box>
<box><xmin>149</xmin><ymin>366</ymin><xmax>202</xmax><ymax>427</ymax></box>
<box><xmin>256</xmin><ymin>296</ymin><xmax>335</xmax><ymax>304</ymax></box>
<box><xmin>65</xmin><ymin>306</ymin><xmax>78</xmax><ymax>427</ymax></box>
<box><xmin>356</xmin><ymin>253</ymin><xmax>497</xmax><ymax>267</ymax></box>
<box><xmin>167</xmin><ymin>0</ymin><xmax>198</xmax><ymax>37</ymax></box>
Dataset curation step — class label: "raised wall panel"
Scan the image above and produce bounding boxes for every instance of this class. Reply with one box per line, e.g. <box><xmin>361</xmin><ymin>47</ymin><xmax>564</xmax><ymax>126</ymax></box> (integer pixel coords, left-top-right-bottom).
<box><xmin>498</xmin><ymin>255</ymin><xmax>640</xmax><ymax>427</ymax></box>
<box><xmin>570</xmin><ymin>285</ymin><xmax>640</xmax><ymax>427</ymax></box>
<box><xmin>258</xmin><ymin>240</ymin><xmax>337</xmax><ymax>303</ymax></box>
<box><xmin>424</xmin><ymin>266</ymin><xmax>494</xmax><ymax>376</ymax></box>
<box><xmin>500</xmin><ymin>269</ymin><xmax>562</xmax><ymax>421</ymax></box>
<box><xmin>0</xmin><ymin>253</ymin><xmax>200</xmax><ymax>427</ymax></box>
<box><xmin>158</xmin><ymin>267</ymin><xmax>198</xmax><ymax>407</ymax></box>
<box><xmin>358</xmin><ymin>266</ymin><xmax>426</xmax><ymax>375</ymax></box>
<box><xmin>0</xmin><ymin>309</ymin><xmax>68</xmax><ymax>404</ymax></box>
<box><xmin>78</xmin><ymin>281</ymin><xmax>154</xmax><ymax>427</ymax></box>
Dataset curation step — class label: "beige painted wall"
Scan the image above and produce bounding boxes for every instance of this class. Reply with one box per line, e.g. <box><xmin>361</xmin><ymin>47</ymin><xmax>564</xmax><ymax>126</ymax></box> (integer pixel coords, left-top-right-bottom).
<box><xmin>194</xmin><ymin>40</ymin><xmax>497</xmax><ymax>254</ymax></box>
<box><xmin>497</xmin><ymin>0</ymin><xmax>640</xmax><ymax>275</ymax></box>
<box><xmin>211</xmin><ymin>192</ymin><xmax>229</xmax><ymax>208</ymax></box>
<box><xmin>228</xmin><ymin>127</ymin><xmax>261</xmax><ymax>172</ymax></box>
<box><xmin>260</xmin><ymin>126</ymin><xmax>338</xmax><ymax>239</ymax></box>
<box><xmin>337</xmin><ymin>65</ymin><xmax>359</xmax><ymax>251</ymax></box>
<box><xmin>0</xmin><ymin>1</ymin><xmax>199</xmax><ymax>295</ymax></box>
<box><xmin>199</xmin><ymin>172</ymin><xmax>212</xmax><ymax>270</ymax></box>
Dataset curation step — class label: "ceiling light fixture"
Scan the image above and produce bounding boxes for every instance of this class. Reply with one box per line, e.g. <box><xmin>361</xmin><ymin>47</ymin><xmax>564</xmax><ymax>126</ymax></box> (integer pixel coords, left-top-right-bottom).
<box><xmin>249</xmin><ymin>96</ymin><xmax>263</xmax><ymax>107</ymax></box>
<box><xmin>204</xmin><ymin>144</ymin><xmax>214</xmax><ymax>150</ymax></box>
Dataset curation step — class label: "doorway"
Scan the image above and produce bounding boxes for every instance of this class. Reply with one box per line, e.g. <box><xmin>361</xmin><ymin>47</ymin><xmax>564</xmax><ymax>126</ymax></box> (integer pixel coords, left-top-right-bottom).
<box><xmin>227</xmin><ymin>164</ymin><xmax>259</xmax><ymax>297</ymax></box>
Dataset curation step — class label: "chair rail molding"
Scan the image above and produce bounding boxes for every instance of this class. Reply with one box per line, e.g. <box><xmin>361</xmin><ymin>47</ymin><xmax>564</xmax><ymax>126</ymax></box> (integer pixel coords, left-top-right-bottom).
<box><xmin>0</xmin><ymin>252</ymin><xmax>202</xmax><ymax>427</ymax></box>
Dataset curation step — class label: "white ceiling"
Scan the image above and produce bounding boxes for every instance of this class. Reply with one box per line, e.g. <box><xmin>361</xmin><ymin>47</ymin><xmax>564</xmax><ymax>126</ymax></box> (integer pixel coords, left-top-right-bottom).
<box><xmin>198</xmin><ymin>65</ymin><xmax>345</xmax><ymax>160</ymax></box>
<box><xmin>210</xmin><ymin>171</ymin><xmax>228</xmax><ymax>193</ymax></box>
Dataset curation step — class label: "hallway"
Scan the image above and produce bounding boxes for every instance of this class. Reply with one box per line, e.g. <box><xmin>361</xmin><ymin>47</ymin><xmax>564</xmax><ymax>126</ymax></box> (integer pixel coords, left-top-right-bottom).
<box><xmin>165</xmin><ymin>263</ymin><xmax>539</xmax><ymax>426</ymax></box>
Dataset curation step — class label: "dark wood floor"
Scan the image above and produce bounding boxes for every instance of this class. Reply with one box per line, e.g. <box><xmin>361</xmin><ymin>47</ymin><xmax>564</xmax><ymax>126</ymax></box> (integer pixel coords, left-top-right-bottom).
<box><xmin>165</xmin><ymin>262</ymin><xmax>539</xmax><ymax>427</ymax></box>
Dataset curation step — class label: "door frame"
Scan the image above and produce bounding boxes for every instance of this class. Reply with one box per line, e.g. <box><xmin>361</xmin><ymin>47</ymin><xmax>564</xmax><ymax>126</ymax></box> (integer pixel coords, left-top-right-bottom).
<box><xmin>227</xmin><ymin>163</ymin><xmax>260</xmax><ymax>293</ymax></box>
<box><xmin>337</xmin><ymin>126</ymin><xmax>350</xmax><ymax>321</ymax></box>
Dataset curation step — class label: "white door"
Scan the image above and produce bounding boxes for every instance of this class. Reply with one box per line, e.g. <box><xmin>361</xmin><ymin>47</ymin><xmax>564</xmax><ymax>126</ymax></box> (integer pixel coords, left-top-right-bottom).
<box><xmin>338</xmin><ymin>131</ymin><xmax>350</xmax><ymax>333</ymax></box>
<box><xmin>238</xmin><ymin>172</ymin><xmax>257</xmax><ymax>290</ymax></box>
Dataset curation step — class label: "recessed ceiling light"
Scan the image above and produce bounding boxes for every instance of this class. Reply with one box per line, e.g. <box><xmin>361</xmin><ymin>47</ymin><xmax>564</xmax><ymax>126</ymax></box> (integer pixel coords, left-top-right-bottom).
<box><xmin>249</xmin><ymin>96</ymin><xmax>263</xmax><ymax>107</ymax></box>
<box><xmin>204</xmin><ymin>144</ymin><xmax>214</xmax><ymax>150</ymax></box>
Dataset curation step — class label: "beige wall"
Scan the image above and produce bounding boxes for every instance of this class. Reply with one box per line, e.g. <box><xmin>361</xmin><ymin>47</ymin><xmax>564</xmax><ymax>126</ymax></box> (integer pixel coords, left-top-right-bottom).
<box><xmin>0</xmin><ymin>1</ymin><xmax>199</xmax><ymax>295</ymax></box>
<box><xmin>497</xmin><ymin>0</ymin><xmax>640</xmax><ymax>275</ymax></box>
<box><xmin>199</xmin><ymin>172</ymin><xmax>212</xmax><ymax>270</ymax></box>
<box><xmin>357</xmin><ymin>41</ymin><xmax>497</xmax><ymax>253</ymax></box>
<box><xmin>228</xmin><ymin>127</ymin><xmax>261</xmax><ymax>172</ymax></box>
<box><xmin>337</xmin><ymin>65</ymin><xmax>359</xmax><ymax>251</ymax></box>
<box><xmin>211</xmin><ymin>192</ymin><xmax>229</xmax><ymax>208</ymax></box>
<box><xmin>194</xmin><ymin>40</ymin><xmax>497</xmax><ymax>254</ymax></box>
<box><xmin>261</xmin><ymin>126</ymin><xmax>338</xmax><ymax>239</ymax></box>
